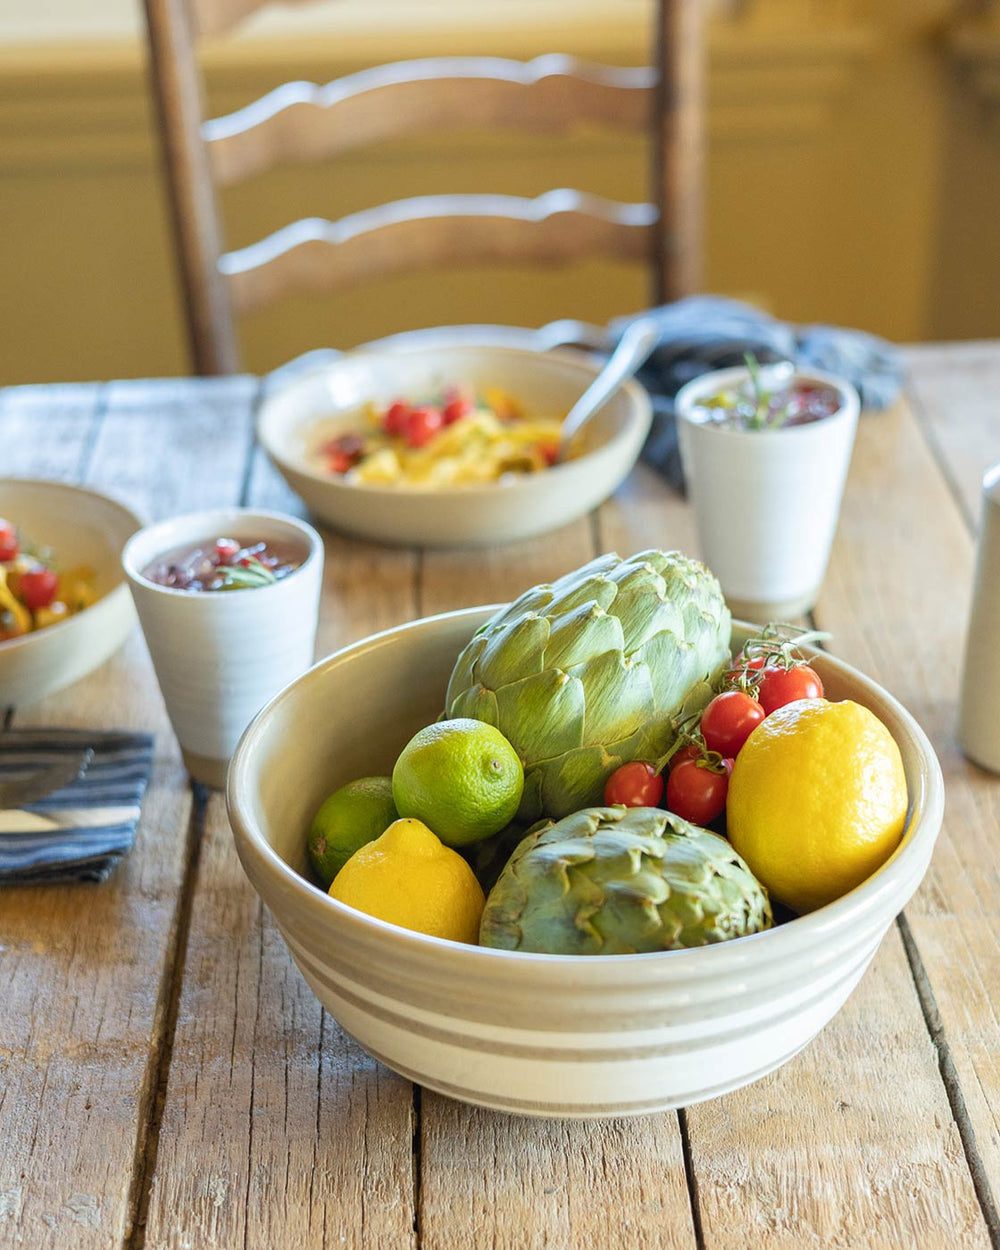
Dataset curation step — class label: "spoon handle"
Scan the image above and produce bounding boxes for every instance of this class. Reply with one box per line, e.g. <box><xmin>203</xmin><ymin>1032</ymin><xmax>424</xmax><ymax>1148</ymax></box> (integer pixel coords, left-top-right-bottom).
<box><xmin>558</xmin><ymin>318</ymin><xmax>660</xmax><ymax>459</ymax></box>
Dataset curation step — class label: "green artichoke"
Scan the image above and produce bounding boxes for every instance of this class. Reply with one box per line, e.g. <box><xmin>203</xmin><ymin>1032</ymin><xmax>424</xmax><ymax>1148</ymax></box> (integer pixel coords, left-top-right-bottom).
<box><xmin>444</xmin><ymin>550</ymin><xmax>731</xmax><ymax>819</ymax></box>
<box><xmin>479</xmin><ymin>806</ymin><xmax>773</xmax><ymax>954</ymax></box>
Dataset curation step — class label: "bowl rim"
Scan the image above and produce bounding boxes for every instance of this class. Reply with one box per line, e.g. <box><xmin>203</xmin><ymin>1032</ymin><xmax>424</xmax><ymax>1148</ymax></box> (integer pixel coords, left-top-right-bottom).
<box><xmin>0</xmin><ymin>477</ymin><xmax>143</xmax><ymax>655</ymax></box>
<box><xmin>228</xmin><ymin>603</ymin><xmax>945</xmax><ymax>976</ymax></box>
<box><xmin>255</xmin><ymin>339</ymin><xmax>653</xmax><ymax>499</ymax></box>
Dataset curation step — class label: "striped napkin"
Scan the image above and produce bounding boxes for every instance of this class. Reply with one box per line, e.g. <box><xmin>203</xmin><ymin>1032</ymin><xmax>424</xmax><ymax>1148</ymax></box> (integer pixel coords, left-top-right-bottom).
<box><xmin>0</xmin><ymin>730</ymin><xmax>155</xmax><ymax>885</ymax></box>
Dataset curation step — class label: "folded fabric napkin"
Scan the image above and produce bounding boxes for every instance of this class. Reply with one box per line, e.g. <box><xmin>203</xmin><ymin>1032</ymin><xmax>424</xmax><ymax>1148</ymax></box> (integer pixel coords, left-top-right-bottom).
<box><xmin>0</xmin><ymin>729</ymin><xmax>155</xmax><ymax>885</ymax></box>
<box><xmin>607</xmin><ymin>296</ymin><xmax>905</xmax><ymax>492</ymax></box>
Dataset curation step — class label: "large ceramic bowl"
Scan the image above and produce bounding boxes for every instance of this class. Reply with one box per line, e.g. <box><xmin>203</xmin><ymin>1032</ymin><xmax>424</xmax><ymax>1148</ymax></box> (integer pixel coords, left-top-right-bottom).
<box><xmin>256</xmin><ymin>335</ymin><xmax>652</xmax><ymax>547</ymax></box>
<box><xmin>0</xmin><ymin>479</ymin><xmax>141</xmax><ymax>708</ymax></box>
<box><xmin>228</xmin><ymin>608</ymin><xmax>944</xmax><ymax>1118</ymax></box>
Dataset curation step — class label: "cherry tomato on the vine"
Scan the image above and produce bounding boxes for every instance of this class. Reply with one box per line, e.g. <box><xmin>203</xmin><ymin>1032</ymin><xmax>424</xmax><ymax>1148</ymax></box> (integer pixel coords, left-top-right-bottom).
<box><xmin>700</xmin><ymin>690</ymin><xmax>765</xmax><ymax>758</ymax></box>
<box><xmin>668</xmin><ymin>742</ymin><xmax>702</xmax><ymax>772</ymax></box>
<box><xmin>0</xmin><ymin>520</ymin><xmax>18</xmax><ymax>563</ymax></box>
<box><xmin>19</xmin><ymin>567</ymin><xmax>59</xmax><ymax>611</ymax></box>
<box><xmin>757</xmin><ymin>664</ymin><xmax>824</xmax><ymax>714</ymax></box>
<box><xmin>603</xmin><ymin>760</ymin><xmax>663</xmax><ymax>808</ymax></box>
<box><xmin>665</xmin><ymin>759</ymin><xmax>731</xmax><ymax>826</ymax></box>
<box><xmin>724</xmin><ymin>653</ymin><xmax>766</xmax><ymax>685</ymax></box>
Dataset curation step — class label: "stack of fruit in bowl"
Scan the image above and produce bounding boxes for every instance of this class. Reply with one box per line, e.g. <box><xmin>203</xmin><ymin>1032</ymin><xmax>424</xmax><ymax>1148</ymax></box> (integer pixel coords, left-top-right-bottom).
<box><xmin>303</xmin><ymin>550</ymin><xmax>909</xmax><ymax>951</ymax></box>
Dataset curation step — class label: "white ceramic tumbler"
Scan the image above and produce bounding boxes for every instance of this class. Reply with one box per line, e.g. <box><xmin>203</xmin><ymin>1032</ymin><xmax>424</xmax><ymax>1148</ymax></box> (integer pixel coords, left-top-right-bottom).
<box><xmin>675</xmin><ymin>366</ymin><xmax>860</xmax><ymax>621</ymax></box>
<box><xmin>123</xmin><ymin>508</ymin><xmax>323</xmax><ymax>788</ymax></box>
<box><xmin>958</xmin><ymin>462</ymin><xmax>1000</xmax><ymax>774</ymax></box>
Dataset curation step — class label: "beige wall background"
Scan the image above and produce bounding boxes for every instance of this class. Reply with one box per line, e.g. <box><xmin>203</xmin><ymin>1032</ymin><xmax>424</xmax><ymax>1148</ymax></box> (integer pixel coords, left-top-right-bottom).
<box><xmin>0</xmin><ymin>0</ymin><xmax>997</xmax><ymax>383</ymax></box>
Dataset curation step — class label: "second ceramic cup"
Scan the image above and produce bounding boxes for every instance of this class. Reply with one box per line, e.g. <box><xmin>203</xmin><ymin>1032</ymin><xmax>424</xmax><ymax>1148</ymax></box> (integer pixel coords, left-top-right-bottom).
<box><xmin>675</xmin><ymin>365</ymin><xmax>860</xmax><ymax>621</ymax></box>
<box><xmin>122</xmin><ymin>508</ymin><xmax>324</xmax><ymax>788</ymax></box>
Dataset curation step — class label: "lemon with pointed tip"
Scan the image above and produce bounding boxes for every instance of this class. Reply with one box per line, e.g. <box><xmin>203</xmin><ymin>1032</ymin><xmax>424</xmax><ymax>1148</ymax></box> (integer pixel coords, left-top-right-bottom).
<box><xmin>726</xmin><ymin>698</ymin><xmax>908</xmax><ymax>915</ymax></box>
<box><xmin>328</xmin><ymin>818</ymin><xmax>485</xmax><ymax>943</ymax></box>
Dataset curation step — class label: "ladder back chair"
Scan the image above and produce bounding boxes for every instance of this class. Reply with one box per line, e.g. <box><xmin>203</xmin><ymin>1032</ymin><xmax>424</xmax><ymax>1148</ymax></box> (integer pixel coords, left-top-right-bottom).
<box><xmin>142</xmin><ymin>0</ymin><xmax>704</xmax><ymax>375</ymax></box>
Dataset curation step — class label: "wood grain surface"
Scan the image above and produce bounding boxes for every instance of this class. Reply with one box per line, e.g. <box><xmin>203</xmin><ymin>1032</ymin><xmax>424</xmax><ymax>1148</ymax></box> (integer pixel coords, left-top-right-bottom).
<box><xmin>2</xmin><ymin>349</ymin><xmax>1000</xmax><ymax>1249</ymax></box>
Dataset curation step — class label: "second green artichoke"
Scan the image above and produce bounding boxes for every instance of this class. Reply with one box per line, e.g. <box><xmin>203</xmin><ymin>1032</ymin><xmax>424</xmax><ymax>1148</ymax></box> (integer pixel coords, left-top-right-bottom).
<box><xmin>444</xmin><ymin>549</ymin><xmax>731</xmax><ymax>820</ymax></box>
<box><xmin>479</xmin><ymin>806</ymin><xmax>773</xmax><ymax>955</ymax></box>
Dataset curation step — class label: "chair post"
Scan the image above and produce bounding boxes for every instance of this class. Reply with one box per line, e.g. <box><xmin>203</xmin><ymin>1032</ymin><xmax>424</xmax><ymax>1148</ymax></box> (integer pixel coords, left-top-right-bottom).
<box><xmin>142</xmin><ymin>0</ymin><xmax>241</xmax><ymax>375</ymax></box>
<box><xmin>651</xmin><ymin>0</ymin><xmax>705</xmax><ymax>304</ymax></box>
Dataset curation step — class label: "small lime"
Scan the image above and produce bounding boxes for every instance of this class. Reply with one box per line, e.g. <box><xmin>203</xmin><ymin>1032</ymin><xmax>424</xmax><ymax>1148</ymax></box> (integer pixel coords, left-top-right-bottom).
<box><xmin>392</xmin><ymin>718</ymin><xmax>524</xmax><ymax>848</ymax></box>
<box><xmin>307</xmin><ymin>776</ymin><xmax>398</xmax><ymax>887</ymax></box>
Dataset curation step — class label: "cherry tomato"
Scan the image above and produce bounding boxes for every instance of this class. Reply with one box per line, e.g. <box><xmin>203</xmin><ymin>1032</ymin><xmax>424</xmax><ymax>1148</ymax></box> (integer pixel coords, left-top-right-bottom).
<box><xmin>669</xmin><ymin>743</ymin><xmax>702</xmax><ymax>772</ymax></box>
<box><xmin>19</xmin><ymin>567</ymin><xmax>59</xmax><ymax>611</ymax></box>
<box><xmin>700</xmin><ymin>690</ymin><xmax>765</xmax><ymax>757</ymax></box>
<box><xmin>326</xmin><ymin>451</ymin><xmax>354</xmax><ymax>474</ymax></box>
<box><xmin>405</xmin><ymin>406</ymin><xmax>444</xmax><ymax>448</ymax></box>
<box><xmin>442</xmin><ymin>396</ymin><xmax>473</xmax><ymax>425</ymax></box>
<box><xmin>0</xmin><ymin>520</ymin><xmax>18</xmax><ymax>563</ymax></box>
<box><xmin>383</xmin><ymin>401</ymin><xmax>411</xmax><ymax>436</ymax></box>
<box><xmin>603</xmin><ymin>761</ymin><xmax>663</xmax><ymax>808</ymax></box>
<box><xmin>724</xmin><ymin>653</ymin><xmax>765</xmax><ymax>684</ymax></box>
<box><xmin>665</xmin><ymin>759</ymin><xmax>730</xmax><ymax>825</ymax></box>
<box><xmin>215</xmin><ymin>538</ymin><xmax>240</xmax><ymax>563</ymax></box>
<box><xmin>758</xmin><ymin>664</ymin><xmax>824</xmax><ymax>715</ymax></box>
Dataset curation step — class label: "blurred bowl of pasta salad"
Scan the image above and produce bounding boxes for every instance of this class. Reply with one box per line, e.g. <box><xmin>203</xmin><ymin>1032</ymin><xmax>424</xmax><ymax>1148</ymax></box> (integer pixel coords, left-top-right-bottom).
<box><xmin>256</xmin><ymin>331</ymin><xmax>652</xmax><ymax>547</ymax></box>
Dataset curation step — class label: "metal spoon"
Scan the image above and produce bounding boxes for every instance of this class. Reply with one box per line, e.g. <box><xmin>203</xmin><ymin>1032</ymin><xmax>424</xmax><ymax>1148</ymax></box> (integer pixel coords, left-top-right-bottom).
<box><xmin>557</xmin><ymin>317</ymin><xmax>660</xmax><ymax>462</ymax></box>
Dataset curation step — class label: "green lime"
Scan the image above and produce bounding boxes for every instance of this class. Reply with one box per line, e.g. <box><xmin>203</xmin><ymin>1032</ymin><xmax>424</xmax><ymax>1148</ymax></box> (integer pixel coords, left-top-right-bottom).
<box><xmin>392</xmin><ymin>718</ymin><xmax>524</xmax><ymax>848</ymax></box>
<box><xmin>307</xmin><ymin>776</ymin><xmax>398</xmax><ymax>887</ymax></box>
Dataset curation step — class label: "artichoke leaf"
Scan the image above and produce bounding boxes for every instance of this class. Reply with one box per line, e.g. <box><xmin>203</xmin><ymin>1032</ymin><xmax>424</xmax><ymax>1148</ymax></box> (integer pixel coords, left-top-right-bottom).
<box><xmin>494</xmin><ymin>668</ymin><xmax>586</xmax><ymax>762</ymax></box>
<box><xmin>543</xmin><ymin>602</ymin><xmax>624</xmax><ymax>671</ymax></box>
<box><xmin>546</xmin><ymin>575</ymin><xmax>618</xmax><ymax>618</ymax></box>
<box><xmin>486</xmin><ymin>584</ymin><xmax>555</xmax><ymax>632</ymax></box>
<box><xmin>609</xmin><ymin>581</ymin><xmax>686</xmax><ymax>654</ymax></box>
<box><xmin>445</xmin><ymin>633</ymin><xmax>488</xmax><ymax>709</ymax></box>
<box><xmin>476</xmin><ymin>614</ymin><xmax>549</xmax><ymax>689</ymax></box>
<box><xmin>567</xmin><ymin>649</ymin><xmax>655</xmax><ymax>747</ymax></box>
<box><xmin>548</xmin><ymin>552</ymin><xmax>621</xmax><ymax>593</ymax></box>
<box><xmin>537</xmin><ymin>744</ymin><xmax>621</xmax><ymax>819</ymax></box>
<box><xmin>448</xmin><ymin>683</ymin><xmax>500</xmax><ymax>728</ymax></box>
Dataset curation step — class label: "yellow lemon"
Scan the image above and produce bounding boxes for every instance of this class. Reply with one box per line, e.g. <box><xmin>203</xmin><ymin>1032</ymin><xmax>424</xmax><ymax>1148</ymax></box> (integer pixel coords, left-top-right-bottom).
<box><xmin>328</xmin><ymin>817</ymin><xmax>485</xmax><ymax>943</ymax></box>
<box><xmin>726</xmin><ymin>698</ymin><xmax>908</xmax><ymax>914</ymax></box>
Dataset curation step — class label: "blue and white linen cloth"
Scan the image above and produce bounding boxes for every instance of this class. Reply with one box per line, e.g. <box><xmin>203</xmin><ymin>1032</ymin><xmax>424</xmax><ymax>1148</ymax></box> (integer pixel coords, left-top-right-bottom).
<box><xmin>0</xmin><ymin>729</ymin><xmax>154</xmax><ymax>884</ymax></box>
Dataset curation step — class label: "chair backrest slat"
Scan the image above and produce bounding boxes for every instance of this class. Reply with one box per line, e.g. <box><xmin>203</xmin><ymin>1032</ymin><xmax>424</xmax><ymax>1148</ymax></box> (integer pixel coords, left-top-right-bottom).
<box><xmin>142</xmin><ymin>0</ymin><xmax>702</xmax><ymax>374</ymax></box>
<box><xmin>205</xmin><ymin>56</ymin><xmax>656</xmax><ymax>187</ymax></box>
<box><xmin>220</xmin><ymin>191</ymin><xmax>656</xmax><ymax>315</ymax></box>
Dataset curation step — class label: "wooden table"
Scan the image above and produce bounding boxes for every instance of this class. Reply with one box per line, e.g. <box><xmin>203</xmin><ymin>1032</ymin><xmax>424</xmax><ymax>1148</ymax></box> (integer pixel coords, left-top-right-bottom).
<box><xmin>2</xmin><ymin>344</ymin><xmax>999</xmax><ymax>1250</ymax></box>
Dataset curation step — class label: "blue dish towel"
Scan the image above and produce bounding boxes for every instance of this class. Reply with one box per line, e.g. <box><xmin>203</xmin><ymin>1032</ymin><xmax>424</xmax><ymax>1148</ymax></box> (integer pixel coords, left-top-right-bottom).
<box><xmin>608</xmin><ymin>296</ymin><xmax>906</xmax><ymax>492</ymax></box>
<box><xmin>0</xmin><ymin>730</ymin><xmax>154</xmax><ymax>885</ymax></box>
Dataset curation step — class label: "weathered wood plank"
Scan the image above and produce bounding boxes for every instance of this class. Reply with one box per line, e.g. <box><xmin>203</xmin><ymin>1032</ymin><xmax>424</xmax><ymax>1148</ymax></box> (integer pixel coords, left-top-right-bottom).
<box><xmin>420</xmin><ymin>1102</ymin><xmax>697</xmax><ymax>1250</ymax></box>
<box><xmin>686</xmin><ymin>928</ymin><xmax>990</xmax><ymax>1249</ymax></box>
<box><xmin>0</xmin><ymin>383</ymin><xmax>103</xmax><ymax>479</ymax></box>
<box><xmin>816</xmin><ymin>389</ymin><xmax>1000</xmax><ymax>1221</ymax></box>
<box><xmin>141</xmin><ymin>442</ymin><xmax>420</xmax><ymax>1250</ymax></box>
<box><xmin>0</xmin><ymin>381</ymin><xmax>256</xmax><ymax>1249</ymax></box>
<box><xmin>904</xmin><ymin>342</ymin><xmax>1000</xmax><ymax>528</ymax></box>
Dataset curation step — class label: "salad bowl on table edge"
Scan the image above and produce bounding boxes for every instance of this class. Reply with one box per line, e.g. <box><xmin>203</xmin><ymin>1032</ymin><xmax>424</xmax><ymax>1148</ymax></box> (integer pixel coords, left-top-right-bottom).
<box><xmin>0</xmin><ymin>479</ymin><xmax>141</xmax><ymax>708</ymax></box>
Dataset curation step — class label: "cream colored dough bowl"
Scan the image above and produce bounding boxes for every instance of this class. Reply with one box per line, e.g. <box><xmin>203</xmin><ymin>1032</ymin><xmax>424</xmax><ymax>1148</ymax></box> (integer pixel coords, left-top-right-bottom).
<box><xmin>0</xmin><ymin>479</ymin><xmax>140</xmax><ymax>708</ymax></box>
<box><xmin>228</xmin><ymin>609</ymin><xmax>944</xmax><ymax>1118</ymax></box>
